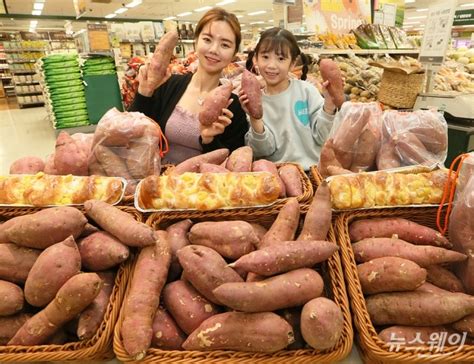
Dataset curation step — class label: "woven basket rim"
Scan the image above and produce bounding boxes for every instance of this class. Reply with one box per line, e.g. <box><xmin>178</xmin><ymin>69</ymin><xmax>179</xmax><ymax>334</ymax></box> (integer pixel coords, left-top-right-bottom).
<box><xmin>113</xmin><ymin>207</ymin><xmax>353</xmax><ymax>363</ymax></box>
<box><xmin>378</xmin><ymin>71</ymin><xmax>425</xmax><ymax>109</ymax></box>
<box><xmin>0</xmin><ymin>207</ymin><xmax>137</xmax><ymax>362</ymax></box>
<box><xmin>336</xmin><ymin>208</ymin><xmax>474</xmax><ymax>363</ymax></box>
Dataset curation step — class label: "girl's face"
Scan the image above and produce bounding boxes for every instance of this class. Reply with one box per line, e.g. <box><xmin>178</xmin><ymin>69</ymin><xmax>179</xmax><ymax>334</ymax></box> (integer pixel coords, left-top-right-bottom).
<box><xmin>255</xmin><ymin>48</ymin><xmax>294</xmax><ymax>89</ymax></box>
<box><xmin>196</xmin><ymin>21</ymin><xmax>236</xmax><ymax>75</ymax></box>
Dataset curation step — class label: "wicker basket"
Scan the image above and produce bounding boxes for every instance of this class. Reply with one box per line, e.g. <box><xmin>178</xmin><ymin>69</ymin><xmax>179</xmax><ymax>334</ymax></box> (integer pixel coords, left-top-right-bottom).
<box><xmin>335</xmin><ymin>207</ymin><xmax>474</xmax><ymax>363</ymax></box>
<box><xmin>113</xmin><ymin>206</ymin><xmax>353</xmax><ymax>363</ymax></box>
<box><xmin>378</xmin><ymin>70</ymin><xmax>425</xmax><ymax>109</ymax></box>
<box><xmin>309</xmin><ymin>165</ymin><xmax>324</xmax><ymax>190</ymax></box>
<box><xmin>0</xmin><ymin>206</ymin><xmax>139</xmax><ymax>362</ymax></box>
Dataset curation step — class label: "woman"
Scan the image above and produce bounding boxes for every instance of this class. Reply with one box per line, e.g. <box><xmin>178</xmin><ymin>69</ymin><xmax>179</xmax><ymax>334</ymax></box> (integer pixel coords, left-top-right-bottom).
<box><xmin>130</xmin><ymin>7</ymin><xmax>248</xmax><ymax>164</ymax></box>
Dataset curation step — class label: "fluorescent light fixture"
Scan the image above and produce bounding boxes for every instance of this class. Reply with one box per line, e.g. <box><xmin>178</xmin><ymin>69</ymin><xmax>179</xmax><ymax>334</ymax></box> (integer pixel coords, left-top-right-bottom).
<box><xmin>33</xmin><ymin>3</ymin><xmax>44</xmax><ymax>10</ymax></box>
<box><xmin>268</xmin><ymin>19</ymin><xmax>274</xmax><ymax>22</ymax></box>
<box><xmin>29</xmin><ymin>28</ymin><xmax>35</xmax><ymax>33</ymax></box>
<box><xmin>405</xmin><ymin>0</ymin><xmax>415</xmax><ymax>3</ymax></box>
<box><xmin>460</xmin><ymin>2</ymin><xmax>474</xmax><ymax>7</ymax></box>
<box><xmin>105</xmin><ymin>13</ymin><xmax>117</xmax><ymax>18</ymax></box>
<box><xmin>236</xmin><ymin>15</ymin><xmax>244</xmax><ymax>18</ymax></box>
<box><xmin>265</xmin><ymin>26</ymin><xmax>273</xmax><ymax>29</ymax></box>
<box><xmin>115</xmin><ymin>7</ymin><xmax>128</xmax><ymax>14</ymax></box>
<box><xmin>250</xmin><ymin>21</ymin><xmax>265</xmax><ymax>25</ymax></box>
<box><xmin>126</xmin><ymin>0</ymin><xmax>142</xmax><ymax>8</ymax></box>
<box><xmin>248</xmin><ymin>10</ymin><xmax>266</xmax><ymax>16</ymax></box>
<box><xmin>32</xmin><ymin>10</ymin><xmax>42</xmax><ymax>15</ymax></box>
<box><xmin>216</xmin><ymin>0</ymin><xmax>236</xmax><ymax>5</ymax></box>
<box><xmin>416</xmin><ymin>8</ymin><xmax>428</xmax><ymax>12</ymax></box>
<box><xmin>177</xmin><ymin>12</ymin><xmax>192</xmax><ymax>17</ymax></box>
<box><xmin>194</xmin><ymin>6</ymin><xmax>212</xmax><ymax>12</ymax></box>
<box><xmin>163</xmin><ymin>16</ymin><xmax>177</xmax><ymax>20</ymax></box>
<box><xmin>30</xmin><ymin>20</ymin><xmax>38</xmax><ymax>26</ymax></box>
<box><xmin>404</xmin><ymin>21</ymin><xmax>420</xmax><ymax>24</ymax></box>
<box><xmin>407</xmin><ymin>15</ymin><xmax>426</xmax><ymax>19</ymax></box>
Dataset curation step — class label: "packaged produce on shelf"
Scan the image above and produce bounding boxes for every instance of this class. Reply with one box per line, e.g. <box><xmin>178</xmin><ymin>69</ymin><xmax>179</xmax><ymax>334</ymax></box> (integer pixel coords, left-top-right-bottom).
<box><xmin>313</xmin><ymin>32</ymin><xmax>360</xmax><ymax>49</ymax></box>
<box><xmin>434</xmin><ymin>61</ymin><xmax>474</xmax><ymax>93</ymax></box>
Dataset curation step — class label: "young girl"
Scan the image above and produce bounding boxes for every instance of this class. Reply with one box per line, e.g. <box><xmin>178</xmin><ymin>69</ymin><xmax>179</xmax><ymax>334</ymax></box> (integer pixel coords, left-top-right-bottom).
<box><xmin>241</xmin><ymin>28</ymin><xmax>344</xmax><ymax>170</ymax></box>
<box><xmin>130</xmin><ymin>8</ymin><xmax>248</xmax><ymax>164</ymax></box>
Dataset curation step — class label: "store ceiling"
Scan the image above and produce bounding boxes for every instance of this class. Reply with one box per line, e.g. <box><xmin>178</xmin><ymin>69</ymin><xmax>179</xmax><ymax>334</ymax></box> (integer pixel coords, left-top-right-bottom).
<box><xmin>0</xmin><ymin>0</ymin><xmax>472</xmax><ymax>32</ymax></box>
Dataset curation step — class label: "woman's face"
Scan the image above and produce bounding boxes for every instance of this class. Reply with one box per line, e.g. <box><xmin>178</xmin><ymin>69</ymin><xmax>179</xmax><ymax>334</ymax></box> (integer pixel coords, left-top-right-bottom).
<box><xmin>196</xmin><ymin>21</ymin><xmax>236</xmax><ymax>74</ymax></box>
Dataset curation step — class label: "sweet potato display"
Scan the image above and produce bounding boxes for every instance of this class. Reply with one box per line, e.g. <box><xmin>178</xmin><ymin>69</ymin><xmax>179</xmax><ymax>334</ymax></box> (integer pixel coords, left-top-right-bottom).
<box><xmin>352</xmin><ymin>238</ymin><xmax>467</xmax><ymax>267</ymax></box>
<box><xmin>319</xmin><ymin>59</ymin><xmax>345</xmax><ymax>108</ymax></box>
<box><xmin>9</xmin><ymin>156</ymin><xmax>45</xmax><ymax>174</ymax></box>
<box><xmin>376</xmin><ymin>140</ymin><xmax>402</xmax><ymax>170</ymax></box>
<box><xmin>77</xmin><ymin>271</ymin><xmax>115</xmax><ymax>340</ymax></box>
<box><xmin>240</xmin><ymin>69</ymin><xmax>263</xmax><ymax>119</ymax></box>
<box><xmin>249</xmin><ymin>223</ymin><xmax>267</xmax><ymax>242</ymax></box>
<box><xmin>366</xmin><ymin>291</ymin><xmax>474</xmax><ymax>326</ymax></box>
<box><xmin>199</xmin><ymin>163</ymin><xmax>229</xmax><ymax>173</ymax></box>
<box><xmin>252</xmin><ymin>159</ymin><xmax>286</xmax><ymax>197</ymax></box>
<box><xmin>198</xmin><ymin>83</ymin><xmax>233</xmax><ymax>127</ymax></box>
<box><xmin>78</xmin><ymin>231</ymin><xmax>130</xmax><ymax>271</ymax></box>
<box><xmin>148</xmin><ymin>31</ymin><xmax>179</xmax><ymax>88</ymax></box>
<box><xmin>5</xmin><ymin>206</ymin><xmax>87</xmax><ymax>249</ymax></box>
<box><xmin>213</xmin><ymin>268</ymin><xmax>324</xmax><ymax>312</ymax></box>
<box><xmin>0</xmin><ymin>280</ymin><xmax>24</xmax><ymax>316</ymax></box>
<box><xmin>182</xmin><ymin>312</ymin><xmax>294</xmax><ymax>353</ymax></box>
<box><xmin>280</xmin><ymin>308</ymin><xmax>305</xmax><ymax>350</ymax></box>
<box><xmin>378</xmin><ymin>326</ymin><xmax>455</xmax><ymax>345</ymax></box>
<box><xmin>225</xmin><ymin>146</ymin><xmax>253</xmax><ymax>172</ymax></box>
<box><xmin>426</xmin><ymin>265</ymin><xmax>465</xmax><ymax>293</ymax></box>
<box><xmin>124</xmin><ymin>134</ymin><xmax>158</xmax><ymax>180</ymax></box>
<box><xmin>415</xmin><ymin>282</ymin><xmax>450</xmax><ymax>294</ymax></box>
<box><xmin>349</xmin><ymin>217</ymin><xmax>451</xmax><ymax>248</ymax></box>
<box><xmin>170</xmin><ymin>148</ymin><xmax>229</xmax><ymax>175</ymax></box>
<box><xmin>162</xmin><ymin>280</ymin><xmax>220</xmax><ymax>335</ymax></box>
<box><xmin>452</xmin><ymin>314</ymin><xmax>474</xmax><ymax>338</ymax></box>
<box><xmin>151</xmin><ymin>306</ymin><xmax>186</xmax><ymax>350</ymax></box>
<box><xmin>166</xmin><ymin>219</ymin><xmax>192</xmax><ymax>282</ymax></box>
<box><xmin>301</xmin><ymin>297</ymin><xmax>344</xmax><ymax>350</ymax></box>
<box><xmin>84</xmin><ymin>200</ymin><xmax>155</xmax><ymax>247</ymax></box>
<box><xmin>297</xmin><ymin>181</ymin><xmax>331</xmax><ymax>241</ymax></box>
<box><xmin>0</xmin><ymin>313</ymin><xmax>31</xmax><ymax>345</ymax></box>
<box><xmin>188</xmin><ymin>221</ymin><xmax>258</xmax><ymax>260</ymax></box>
<box><xmin>350</xmin><ymin>128</ymin><xmax>380</xmax><ymax>172</ymax></box>
<box><xmin>177</xmin><ymin>245</ymin><xmax>243</xmax><ymax>304</ymax></box>
<box><xmin>357</xmin><ymin>257</ymin><xmax>426</xmax><ymax>294</ymax></box>
<box><xmin>260</xmin><ymin>198</ymin><xmax>300</xmax><ymax>248</ymax></box>
<box><xmin>319</xmin><ymin>138</ymin><xmax>344</xmax><ymax>177</ymax></box>
<box><xmin>8</xmin><ymin>273</ymin><xmax>102</xmax><ymax>346</ymax></box>
<box><xmin>0</xmin><ymin>218</ymin><xmax>16</xmax><ymax>243</ymax></box>
<box><xmin>278</xmin><ymin>164</ymin><xmax>303</xmax><ymax>197</ymax></box>
<box><xmin>231</xmin><ymin>240</ymin><xmax>337</xmax><ymax>276</ymax></box>
<box><xmin>94</xmin><ymin>144</ymin><xmax>133</xmax><ymax>181</ymax></box>
<box><xmin>0</xmin><ymin>243</ymin><xmax>41</xmax><ymax>283</ymax></box>
<box><xmin>395</xmin><ymin>131</ymin><xmax>432</xmax><ymax>166</ymax></box>
<box><xmin>54</xmin><ymin>131</ymin><xmax>89</xmax><ymax>176</ymax></box>
<box><xmin>121</xmin><ymin>230</ymin><xmax>171</xmax><ymax>360</ymax></box>
<box><xmin>25</xmin><ymin>236</ymin><xmax>81</xmax><ymax>307</ymax></box>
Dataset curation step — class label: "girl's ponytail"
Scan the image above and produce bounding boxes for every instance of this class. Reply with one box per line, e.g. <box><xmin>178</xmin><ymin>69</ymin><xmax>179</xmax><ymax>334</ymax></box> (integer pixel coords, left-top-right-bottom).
<box><xmin>246</xmin><ymin>50</ymin><xmax>257</xmax><ymax>74</ymax></box>
<box><xmin>300</xmin><ymin>53</ymin><xmax>309</xmax><ymax>81</ymax></box>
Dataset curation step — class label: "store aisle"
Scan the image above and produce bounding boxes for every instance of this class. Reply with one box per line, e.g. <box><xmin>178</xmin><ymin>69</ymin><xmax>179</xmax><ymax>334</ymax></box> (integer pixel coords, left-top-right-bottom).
<box><xmin>0</xmin><ymin>106</ymin><xmax>56</xmax><ymax>174</ymax></box>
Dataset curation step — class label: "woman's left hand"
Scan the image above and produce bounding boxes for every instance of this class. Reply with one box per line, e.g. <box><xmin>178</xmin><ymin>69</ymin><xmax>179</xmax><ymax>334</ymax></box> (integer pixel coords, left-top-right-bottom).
<box><xmin>200</xmin><ymin>99</ymin><xmax>233</xmax><ymax>144</ymax></box>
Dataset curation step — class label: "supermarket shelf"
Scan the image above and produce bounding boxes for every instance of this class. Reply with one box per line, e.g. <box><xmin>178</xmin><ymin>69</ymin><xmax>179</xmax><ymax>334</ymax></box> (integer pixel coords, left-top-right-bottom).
<box><xmin>16</xmin><ymin>91</ymin><xmax>42</xmax><ymax>96</ymax></box>
<box><xmin>11</xmin><ymin>70</ymin><xmax>36</xmax><ymax>74</ymax></box>
<box><xmin>53</xmin><ymin>123</ymin><xmax>96</xmax><ymax>136</ymax></box>
<box><xmin>4</xmin><ymin>85</ymin><xmax>14</xmax><ymax>89</ymax></box>
<box><xmin>1</xmin><ymin>76</ymin><xmax>12</xmax><ymax>80</ymax></box>
<box><xmin>8</xmin><ymin>60</ymin><xmax>36</xmax><ymax>64</ymax></box>
<box><xmin>307</xmin><ymin>48</ymin><xmax>420</xmax><ymax>55</ymax></box>
<box><xmin>18</xmin><ymin>101</ymin><xmax>44</xmax><ymax>108</ymax></box>
<box><xmin>15</xmin><ymin>81</ymin><xmax>40</xmax><ymax>85</ymax></box>
<box><xmin>4</xmin><ymin>49</ymin><xmax>46</xmax><ymax>52</ymax></box>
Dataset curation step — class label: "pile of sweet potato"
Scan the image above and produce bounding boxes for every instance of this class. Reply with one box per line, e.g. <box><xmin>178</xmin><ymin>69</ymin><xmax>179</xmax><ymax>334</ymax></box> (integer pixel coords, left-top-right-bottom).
<box><xmin>119</xmin><ymin>184</ymin><xmax>345</xmax><ymax>359</ymax></box>
<box><xmin>0</xmin><ymin>201</ymin><xmax>152</xmax><ymax>346</ymax></box>
<box><xmin>349</xmin><ymin>217</ymin><xmax>474</xmax><ymax>347</ymax></box>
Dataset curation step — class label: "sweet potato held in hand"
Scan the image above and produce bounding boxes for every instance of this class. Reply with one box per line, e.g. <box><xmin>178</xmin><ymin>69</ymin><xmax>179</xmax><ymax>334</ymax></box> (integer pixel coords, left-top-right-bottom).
<box><xmin>198</xmin><ymin>83</ymin><xmax>233</xmax><ymax>126</ymax></box>
<box><xmin>240</xmin><ymin>69</ymin><xmax>263</xmax><ymax>119</ymax></box>
<box><xmin>319</xmin><ymin>59</ymin><xmax>345</xmax><ymax>108</ymax></box>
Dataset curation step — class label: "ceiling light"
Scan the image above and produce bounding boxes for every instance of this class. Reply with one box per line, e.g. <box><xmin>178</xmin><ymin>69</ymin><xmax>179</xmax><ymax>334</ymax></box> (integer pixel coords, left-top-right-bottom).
<box><xmin>33</xmin><ymin>3</ymin><xmax>44</xmax><ymax>10</ymax></box>
<box><xmin>248</xmin><ymin>10</ymin><xmax>266</xmax><ymax>16</ymax></box>
<box><xmin>216</xmin><ymin>0</ymin><xmax>236</xmax><ymax>5</ymax></box>
<box><xmin>416</xmin><ymin>8</ymin><xmax>428</xmax><ymax>12</ymax></box>
<box><xmin>236</xmin><ymin>15</ymin><xmax>244</xmax><ymax>18</ymax></box>
<box><xmin>105</xmin><ymin>13</ymin><xmax>117</xmax><ymax>18</ymax></box>
<box><xmin>126</xmin><ymin>0</ymin><xmax>142</xmax><ymax>8</ymax></box>
<box><xmin>407</xmin><ymin>15</ymin><xmax>426</xmax><ymax>19</ymax></box>
<box><xmin>405</xmin><ymin>0</ymin><xmax>415</xmax><ymax>3</ymax></box>
<box><xmin>177</xmin><ymin>12</ymin><xmax>192</xmax><ymax>17</ymax></box>
<box><xmin>32</xmin><ymin>10</ymin><xmax>42</xmax><ymax>15</ymax></box>
<box><xmin>250</xmin><ymin>21</ymin><xmax>265</xmax><ymax>25</ymax></box>
<box><xmin>460</xmin><ymin>3</ymin><xmax>474</xmax><ymax>7</ymax></box>
<box><xmin>163</xmin><ymin>16</ymin><xmax>177</xmax><ymax>20</ymax></box>
<box><xmin>194</xmin><ymin>6</ymin><xmax>212</xmax><ymax>12</ymax></box>
<box><xmin>268</xmin><ymin>19</ymin><xmax>274</xmax><ymax>22</ymax></box>
<box><xmin>115</xmin><ymin>7</ymin><xmax>128</xmax><ymax>14</ymax></box>
<box><xmin>30</xmin><ymin>20</ymin><xmax>38</xmax><ymax>26</ymax></box>
<box><xmin>404</xmin><ymin>21</ymin><xmax>420</xmax><ymax>24</ymax></box>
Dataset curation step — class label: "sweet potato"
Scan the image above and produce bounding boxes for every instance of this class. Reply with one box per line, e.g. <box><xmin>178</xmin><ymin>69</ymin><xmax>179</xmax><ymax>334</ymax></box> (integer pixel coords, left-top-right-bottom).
<box><xmin>249</xmin><ymin>223</ymin><xmax>267</xmax><ymax>243</ymax></box>
<box><xmin>260</xmin><ymin>198</ymin><xmax>300</xmax><ymax>248</ymax></box>
<box><xmin>319</xmin><ymin>59</ymin><xmax>345</xmax><ymax>108</ymax></box>
<box><xmin>0</xmin><ymin>313</ymin><xmax>31</xmax><ymax>345</ymax></box>
<box><xmin>25</xmin><ymin>236</ymin><xmax>81</xmax><ymax>307</ymax></box>
<box><xmin>366</xmin><ymin>291</ymin><xmax>474</xmax><ymax>326</ymax></box>
<box><xmin>124</xmin><ymin>134</ymin><xmax>158</xmax><ymax>180</ymax></box>
<box><xmin>84</xmin><ymin>200</ymin><xmax>155</xmax><ymax>247</ymax></box>
<box><xmin>327</xmin><ymin>165</ymin><xmax>353</xmax><ymax>175</ymax></box>
<box><xmin>79</xmin><ymin>223</ymin><xmax>100</xmax><ymax>238</ymax></box>
<box><xmin>297</xmin><ymin>181</ymin><xmax>331</xmax><ymax>241</ymax></box>
<box><xmin>426</xmin><ymin>265</ymin><xmax>465</xmax><ymax>293</ymax></box>
<box><xmin>198</xmin><ymin>83</ymin><xmax>233</xmax><ymax>126</ymax></box>
<box><xmin>376</xmin><ymin>140</ymin><xmax>402</xmax><ymax>170</ymax></box>
<box><xmin>350</xmin><ymin>128</ymin><xmax>380</xmax><ymax>172</ymax></box>
<box><xmin>395</xmin><ymin>131</ymin><xmax>433</xmax><ymax>165</ymax></box>
<box><xmin>278</xmin><ymin>164</ymin><xmax>303</xmax><ymax>197</ymax></box>
<box><xmin>199</xmin><ymin>163</ymin><xmax>229</xmax><ymax>173</ymax></box>
<box><xmin>301</xmin><ymin>297</ymin><xmax>343</xmax><ymax>350</ymax></box>
<box><xmin>452</xmin><ymin>314</ymin><xmax>474</xmax><ymax>338</ymax></box>
<box><xmin>225</xmin><ymin>146</ymin><xmax>253</xmax><ymax>172</ymax></box>
<box><xmin>240</xmin><ymin>69</ymin><xmax>263</xmax><ymax>119</ymax></box>
<box><xmin>0</xmin><ymin>218</ymin><xmax>16</xmax><ymax>243</ymax></box>
<box><xmin>213</xmin><ymin>268</ymin><xmax>324</xmax><ymax>312</ymax></box>
<box><xmin>162</xmin><ymin>280</ymin><xmax>220</xmax><ymax>335</ymax></box>
<box><xmin>177</xmin><ymin>245</ymin><xmax>243</xmax><ymax>304</ymax></box>
<box><xmin>151</xmin><ymin>306</ymin><xmax>186</xmax><ymax>350</ymax></box>
<box><xmin>0</xmin><ymin>243</ymin><xmax>41</xmax><ymax>283</ymax></box>
<box><xmin>280</xmin><ymin>308</ymin><xmax>305</xmax><ymax>349</ymax></box>
<box><xmin>379</xmin><ymin>325</ymin><xmax>455</xmax><ymax>345</ymax></box>
<box><xmin>0</xmin><ymin>280</ymin><xmax>24</xmax><ymax>316</ymax></box>
<box><xmin>319</xmin><ymin>138</ymin><xmax>344</xmax><ymax>177</ymax></box>
<box><xmin>231</xmin><ymin>240</ymin><xmax>337</xmax><ymax>276</ymax></box>
<box><xmin>121</xmin><ymin>230</ymin><xmax>171</xmax><ymax>360</ymax></box>
<box><xmin>9</xmin><ymin>156</ymin><xmax>45</xmax><ymax>174</ymax></box>
<box><xmin>5</xmin><ymin>206</ymin><xmax>87</xmax><ymax>249</ymax></box>
<box><xmin>357</xmin><ymin>257</ymin><xmax>426</xmax><ymax>294</ymax></box>
<box><xmin>415</xmin><ymin>282</ymin><xmax>450</xmax><ymax>294</ymax></box>
<box><xmin>148</xmin><ymin>30</ymin><xmax>179</xmax><ymax>86</ymax></box>
<box><xmin>9</xmin><ymin>273</ymin><xmax>102</xmax><ymax>346</ymax></box>
<box><xmin>166</xmin><ymin>219</ymin><xmax>192</xmax><ymax>282</ymax></box>
<box><xmin>54</xmin><ymin>131</ymin><xmax>89</xmax><ymax>176</ymax></box>
<box><xmin>94</xmin><ymin>144</ymin><xmax>132</xmax><ymax>180</ymax></box>
<box><xmin>44</xmin><ymin>153</ymin><xmax>58</xmax><ymax>175</ymax></box>
<box><xmin>352</xmin><ymin>238</ymin><xmax>467</xmax><ymax>267</ymax></box>
<box><xmin>410</xmin><ymin>125</ymin><xmax>447</xmax><ymax>154</ymax></box>
<box><xmin>77</xmin><ymin>271</ymin><xmax>115</xmax><ymax>340</ymax></box>
<box><xmin>188</xmin><ymin>221</ymin><xmax>258</xmax><ymax>260</ymax></box>
<box><xmin>349</xmin><ymin>218</ymin><xmax>451</xmax><ymax>248</ymax></box>
<box><xmin>78</xmin><ymin>231</ymin><xmax>130</xmax><ymax>271</ymax></box>
<box><xmin>170</xmin><ymin>148</ymin><xmax>229</xmax><ymax>175</ymax></box>
<box><xmin>182</xmin><ymin>312</ymin><xmax>294</xmax><ymax>352</ymax></box>
<box><xmin>252</xmin><ymin>159</ymin><xmax>286</xmax><ymax>197</ymax></box>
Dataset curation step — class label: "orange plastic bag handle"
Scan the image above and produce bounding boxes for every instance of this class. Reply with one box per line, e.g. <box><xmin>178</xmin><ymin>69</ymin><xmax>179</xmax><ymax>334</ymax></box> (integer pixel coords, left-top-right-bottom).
<box><xmin>436</xmin><ymin>153</ymin><xmax>470</xmax><ymax>235</ymax></box>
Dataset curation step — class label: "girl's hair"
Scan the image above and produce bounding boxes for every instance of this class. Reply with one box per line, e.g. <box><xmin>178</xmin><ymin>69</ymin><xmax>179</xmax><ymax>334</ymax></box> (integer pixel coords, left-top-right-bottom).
<box><xmin>246</xmin><ymin>27</ymin><xmax>308</xmax><ymax>80</ymax></box>
<box><xmin>194</xmin><ymin>7</ymin><xmax>241</xmax><ymax>54</ymax></box>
